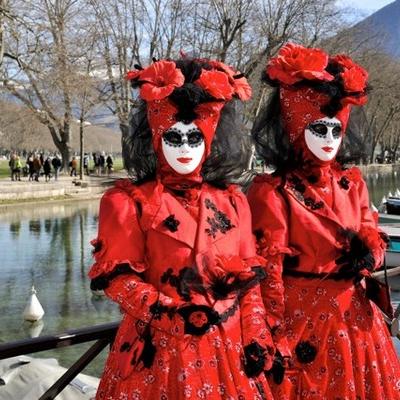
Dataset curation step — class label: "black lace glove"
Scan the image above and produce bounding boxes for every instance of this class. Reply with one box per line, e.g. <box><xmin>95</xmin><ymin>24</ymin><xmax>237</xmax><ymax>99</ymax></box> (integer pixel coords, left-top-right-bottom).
<box><xmin>176</xmin><ymin>304</ymin><xmax>220</xmax><ymax>336</ymax></box>
<box><xmin>336</xmin><ymin>231</ymin><xmax>375</xmax><ymax>277</ymax></box>
<box><xmin>243</xmin><ymin>341</ymin><xmax>266</xmax><ymax>378</ymax></box>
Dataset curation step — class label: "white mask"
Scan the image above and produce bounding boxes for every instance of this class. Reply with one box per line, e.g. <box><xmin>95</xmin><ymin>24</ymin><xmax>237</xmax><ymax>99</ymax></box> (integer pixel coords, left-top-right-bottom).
<box><xmin>161</xmin><ymin>122</ymin><xmax>205</xmax><ymax>175</ymax></box>
<box><xmin>304</xmin><ymin>116</ymin><xmax>343</xmax><ymax>162</ymax></box>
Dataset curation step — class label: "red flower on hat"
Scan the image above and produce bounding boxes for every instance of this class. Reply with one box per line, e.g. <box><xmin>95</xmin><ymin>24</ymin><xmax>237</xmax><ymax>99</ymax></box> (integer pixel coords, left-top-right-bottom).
<box><xmin>332</xmin><ymin>55</ymin><xmax>368</xmax><ymax>93</ymax></box>
<box><xmin>125</xmin><ymin>69</ymin><xmax>142</xmax><ymax>81</ymax></box>
<box><xmin>267</xmin><ymin>43</ymin><xmax>334</xmax><ymax>85</ymax></box>
<box><xmin>208</xmin><ymin>61</ymin><xmax>252</xmax><ymax>100</ymax></box>
<box><xmin>140</xmin><ymin>60</ymin><xmax>185</xmax><ymax>101</ymax></box>
<box><xmin>195</xmin><ymin>69</ymin><xmax>234</xmax><ymax>100</ymax></box>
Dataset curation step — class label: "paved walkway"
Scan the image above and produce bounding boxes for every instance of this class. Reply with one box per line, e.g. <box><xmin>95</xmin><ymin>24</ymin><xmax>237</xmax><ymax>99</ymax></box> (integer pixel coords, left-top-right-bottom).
<box><xmin>0</xmin><ymin>173</ymin><xmax>126</xmax><ymax>203</ymax></box>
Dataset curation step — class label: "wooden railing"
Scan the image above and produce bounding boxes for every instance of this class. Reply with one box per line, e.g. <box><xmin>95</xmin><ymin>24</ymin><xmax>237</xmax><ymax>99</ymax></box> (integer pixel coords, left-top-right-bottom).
<box><xmin>0</xmin><ymin>322</ymin><xmax>119</xmax><ymax>400</ymax></box>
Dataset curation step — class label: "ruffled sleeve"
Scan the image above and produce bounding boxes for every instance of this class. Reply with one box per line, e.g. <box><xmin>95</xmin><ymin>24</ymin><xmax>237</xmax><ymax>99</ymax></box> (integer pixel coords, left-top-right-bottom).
<box><xmin>88</xmin><ymin>184</ymin><xmax>146</xmax><ymax>280</ymax></box>
<box><xmin>88</xmin><ymin>182</ymin><xmax>181</xmax><ymax>333</ymax></box>
<box><xmin>247</xmin><ymin>175</ymin><xmax>291</xmax><ymax>357</ymax></box>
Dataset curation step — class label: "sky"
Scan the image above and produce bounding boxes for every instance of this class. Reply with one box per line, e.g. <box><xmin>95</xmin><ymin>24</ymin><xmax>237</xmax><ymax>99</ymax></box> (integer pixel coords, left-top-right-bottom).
<box><xmin>339</xmin><ymin>0</ymin><xmax>395</xmax><ymax>14</ymax></box>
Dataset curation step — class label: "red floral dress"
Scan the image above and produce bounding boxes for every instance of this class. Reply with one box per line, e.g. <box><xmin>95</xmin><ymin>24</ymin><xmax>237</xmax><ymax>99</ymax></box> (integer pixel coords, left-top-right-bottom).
<box><xmin>248</xmin><ymin>166</ymin><xmax>400</xmax><ymax>400</ymax></box>
<box><xmin>89</xmin><ymin>179</ymin><xmax>273</xmax><ymax>400</ymax></box>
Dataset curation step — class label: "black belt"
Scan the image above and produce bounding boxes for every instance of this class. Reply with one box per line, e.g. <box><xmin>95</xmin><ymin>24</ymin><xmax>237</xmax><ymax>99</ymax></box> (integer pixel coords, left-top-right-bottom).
<box><xmin>283</xmin><ymin>269</ymin><xmax>357</xmax><ymax>281</ymax></box>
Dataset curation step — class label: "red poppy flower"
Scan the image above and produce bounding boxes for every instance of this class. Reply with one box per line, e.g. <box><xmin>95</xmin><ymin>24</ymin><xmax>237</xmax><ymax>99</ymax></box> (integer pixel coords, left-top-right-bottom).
<box><xmin>208</xmin><ymin>61</ymin><xmax>252</xmax><ymax>100</ymax></box>
<box><xmin>233</xmin><ymin>76</ymin><xmax>252</xmax><ymax>101</ymax></box>
<box><xmin>266</xmin><ymin>42</ymin><xmax>334</xmax><ymax>85</ymax></box>
<box><xmin>125</xmin><ymin>69</ymin><xmax>142</xmax><ymax>81</ymax></box>
<box><xmin>140</xmin><ymin>60</ymin><xmax>185</xmax><ymax>101</ymax></box>
<box><xmin>341</xmin><ymin>66</ymin><xmax>368</xmax><ymax>93</ymax></box>
<box><xmin>195</xmin><ymin>69</ymin><xmax>234</xmax><ymax>100</ymax></box>
<box><xmin>331</xmin><ymin>54</ymin><xmax>368</xmax><ymax>93</ymax></box>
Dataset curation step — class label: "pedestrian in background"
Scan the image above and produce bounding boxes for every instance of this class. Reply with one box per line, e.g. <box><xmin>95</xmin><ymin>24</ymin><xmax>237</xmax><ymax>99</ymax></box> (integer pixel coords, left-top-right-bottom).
<box><xmin>14</xmin><ymin>156</ymin><xmax>22</xmax><ymax>181</ymax></box>
<box><xmin>33</xmin><ymin>155</ymin><xmax>41</xmax><ymax>181</ymax></box>
<box><xmin>43</xmin><ymin>157</ymin><xmax>52</xmax><ymax>182</ymax></box>
<box><xmin>106</xmin><ymin>154</ymin><xmax>113</xmax><ymax>175</ymax></box>
<box><xmin>9</xmin><ymin>153</ymin><xmax>16</xmax><ymax>181</ymax></box>
<box><xmin>51</xmin><ymin>155</ymin><xmax>61</xmax><ymax>181</ymax></box>
<box><xmin>70</xmin><ymin>156</ymin><xmax>78</xmax><ymax>177</ymax></box>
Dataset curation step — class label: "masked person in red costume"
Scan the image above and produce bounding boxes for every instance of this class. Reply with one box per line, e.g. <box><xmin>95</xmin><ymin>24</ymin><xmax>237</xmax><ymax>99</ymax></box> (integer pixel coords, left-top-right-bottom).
<box><xmin>88</xmin><ymin>57</ymin><xmax>275</xmax><ymax>400</ymax></box>
<box><xmin>248</xmin><ymin>43</ymin><xmax>400</xmax><ymax>399</ymax></box>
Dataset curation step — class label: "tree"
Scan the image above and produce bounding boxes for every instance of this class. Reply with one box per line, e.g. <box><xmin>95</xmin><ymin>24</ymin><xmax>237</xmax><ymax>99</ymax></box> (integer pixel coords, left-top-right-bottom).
<box><xmin>0</xmin><ymin>0</ymin><xmax>88</xmax><ymax>171</ymax></box>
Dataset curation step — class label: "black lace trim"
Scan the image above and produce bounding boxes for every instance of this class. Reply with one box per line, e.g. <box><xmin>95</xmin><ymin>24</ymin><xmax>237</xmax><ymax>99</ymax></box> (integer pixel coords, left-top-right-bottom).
<box><xmin>204</xmin><ymin>198</ymin><xmax>234</xmax><ymax>238</ymax></box>
<box><xmin>287</xmin><ymin>175</ymin><xmax>324</xmax><ymax>210</ymax></box>
<box><xmin>152</xmin><ymin>267</ymin><xmax>264</xmax><ymax>334</ymax></box>
<box><xmin>160</xmin><ymin>266</ymin><xmax>206</xmax><ymax>301</ymax></box>
<box><xmin>90</xmin><ymin>263</ymin><xmax>138</xmax><ymax>291</ymax></box>
<box><xmin>209</xmin><ymin>266</ymin><xmax>266</xmax><ymax>300</ymax></box>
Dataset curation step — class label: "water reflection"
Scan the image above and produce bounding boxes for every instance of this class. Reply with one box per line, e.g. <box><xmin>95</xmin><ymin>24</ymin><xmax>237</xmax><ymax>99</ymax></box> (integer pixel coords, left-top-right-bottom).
<box><xmin>0</xmin><ymin>199</ymin><xmax>120</xmax><ymax>376</ymax></box>
<box><xmin>365</xmin><ymin>169</ymin><xmax>400</xmax><ymax>205</ymax></box>
<box><xmin>1</xmin><ymin>177</ymin><xmax>400</xmax><ymax>375</ymax></box>
<box><xmin>9</xmin><ymin>221</ymin><xmax>21</xmax><ymax>238</ymax></box>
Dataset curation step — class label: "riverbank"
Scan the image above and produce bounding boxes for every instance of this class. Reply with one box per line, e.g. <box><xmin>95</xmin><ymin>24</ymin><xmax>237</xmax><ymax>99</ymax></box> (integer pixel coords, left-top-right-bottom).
<box><xmin>1</xmin><ymin>163</ymin><xmax>400</xmax><ymax>206</ymax></box>
<box><xmin>358</xmin><ymin>163</ymin><xmax>400</xmax><ymax>175</ymax></box>
<box><xmin>0</xmin><ymin>173</ymin><xmax>126</xmax><ymax>206</ymax></box>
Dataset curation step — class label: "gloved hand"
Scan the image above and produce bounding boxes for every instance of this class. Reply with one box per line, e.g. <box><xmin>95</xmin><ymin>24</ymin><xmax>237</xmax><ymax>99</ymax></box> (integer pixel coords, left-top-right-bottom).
<box><xmin>336</xmin><ymin>230</ymin><xmax>375</xmax><ymax>276</ymax></box>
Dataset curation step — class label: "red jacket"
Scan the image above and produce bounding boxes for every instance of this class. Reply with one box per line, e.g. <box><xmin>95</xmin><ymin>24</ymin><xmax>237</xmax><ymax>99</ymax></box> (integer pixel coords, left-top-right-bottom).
<box><xmin>247</xmin><ymin>166</ymin><xmax>386</xmax><ymax>355</ymax></box>
<box><xmin>89</xmin><ymin>179</ymin><xmax>273</xmax><ymax>399</ymax></box>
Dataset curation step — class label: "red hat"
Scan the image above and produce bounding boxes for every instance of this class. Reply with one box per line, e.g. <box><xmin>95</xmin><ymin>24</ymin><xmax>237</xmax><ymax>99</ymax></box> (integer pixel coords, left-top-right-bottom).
<box><xmin>126</xmin><ymin>58</ymin><xmax>251</xmax><ymax>154</ymax></box>
<box><xmin>266</xmin><ymin>43</ymin><xmax>368</xmax><ymax>144</ymax></box>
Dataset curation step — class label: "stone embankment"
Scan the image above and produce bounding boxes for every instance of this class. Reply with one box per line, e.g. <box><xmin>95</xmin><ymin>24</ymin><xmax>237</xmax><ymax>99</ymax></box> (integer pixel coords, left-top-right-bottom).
<box><xmin>0</xmin><ymin>174</ymin><xmax>124</xmax><ymax>204</ymax></box>
<box><xmin>359</xmin><ymin>164</ymin><xmax>400</xmax><ymax>175</ymax></box>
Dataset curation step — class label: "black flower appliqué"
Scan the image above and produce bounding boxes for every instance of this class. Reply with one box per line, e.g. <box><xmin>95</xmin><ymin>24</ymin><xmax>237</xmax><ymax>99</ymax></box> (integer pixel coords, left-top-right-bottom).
<box><xmin>338</xmin><ymin>176</ymin><xmax>350</xmax><ymax>190</ymax></box>
<box><xmin>160</xmin><ymin>266</ymin><xmax>206</xmax><ymax>301</ymax></box>
<box><xmin>163</xmin><ymin>214</ymin><xmax>180</xmax><ymax>232</ymax></box>
<box><xmin>177</xmin><ymin>304</ymin><xmax>220</xmax><ymax>335</ymax></box>
<box><xmin>295</xmin><ymin>340</ymin><xmax>317</xmax><ymax>364</ymax></box>
<box><xmin>304</xmin><ymin>197</ymin><xmax>324</xmax><ymax>210</ymax></box>
<box><xmin>204</xmin><ymin>198</ymin><xmax>234</xmax><ymax>238</ymax></box>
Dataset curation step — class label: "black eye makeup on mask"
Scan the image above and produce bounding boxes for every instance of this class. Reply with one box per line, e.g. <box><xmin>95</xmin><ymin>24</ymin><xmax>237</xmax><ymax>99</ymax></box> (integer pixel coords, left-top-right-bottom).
<box><xmin>307</xmin><ymin>120</ymin><xmax>342</xmax><ymax>139</ymax></box>
<box><xmin>162</xmin><ymin>128</ymin><xmax>204</xmax><ymax>148</ymax></box>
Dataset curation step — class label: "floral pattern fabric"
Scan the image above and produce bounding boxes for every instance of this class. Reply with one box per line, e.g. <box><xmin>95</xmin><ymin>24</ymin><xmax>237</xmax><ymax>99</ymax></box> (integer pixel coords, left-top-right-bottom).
<box><xmin>90</xmin><ymin>179</ymin><xmax>273</xmax><ymax>400</ymax></box>
<box><xmin>248</xmin><ymin>167</ymin><xmax>400</xmax><ymax>399</ymax></box>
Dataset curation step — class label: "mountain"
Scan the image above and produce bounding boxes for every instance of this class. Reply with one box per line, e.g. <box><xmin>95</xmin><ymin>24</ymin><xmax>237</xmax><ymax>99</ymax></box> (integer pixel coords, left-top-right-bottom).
<box><xmin>352</xmin><ymin>0</ymin><xmax>400</xmax><ymax>58</ymax></box>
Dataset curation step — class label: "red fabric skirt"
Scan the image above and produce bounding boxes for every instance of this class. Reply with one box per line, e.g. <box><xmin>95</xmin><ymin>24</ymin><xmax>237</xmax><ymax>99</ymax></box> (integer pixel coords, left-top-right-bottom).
<box><xmin>95</xmin><ymin>312</ymin><xmax>272</xmax><ymax>400</ymax></box>
<box><xmin>269</xmin><ymin>276</ymin><xmax>400</xmax><ymax>400</ymax></box>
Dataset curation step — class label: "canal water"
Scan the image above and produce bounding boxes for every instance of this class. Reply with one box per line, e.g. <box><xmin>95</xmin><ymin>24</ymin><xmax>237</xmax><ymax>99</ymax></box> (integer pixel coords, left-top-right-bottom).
<box><xmin>0</xmin><ymin>200</ymin><xmax>120</xmax><ymax>377</ymax></box>
<box><xmin>0</xmin><ymin>172</ymin><xmax>399</xmax><ymax>377</ymax></box>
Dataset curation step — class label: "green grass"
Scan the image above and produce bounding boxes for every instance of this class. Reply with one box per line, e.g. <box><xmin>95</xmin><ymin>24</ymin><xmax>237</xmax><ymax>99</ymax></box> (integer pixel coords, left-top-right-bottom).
<box><xmin>0</xmin><ymin>157</ymin><xmax>125</xmax><ymax>180</ymax></box>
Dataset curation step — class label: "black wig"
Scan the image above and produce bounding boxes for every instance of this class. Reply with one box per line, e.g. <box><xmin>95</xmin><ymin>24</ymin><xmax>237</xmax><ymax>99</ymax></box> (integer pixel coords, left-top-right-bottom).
<box><xmin>253</xmin><ymin>60</ymin><xmax>370</xmax><ymax>175</ymax></box>
<box><xmin>123</xmin><ymin>100</ymin><xmax>249</xmax><ymax>187</ymax></box>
